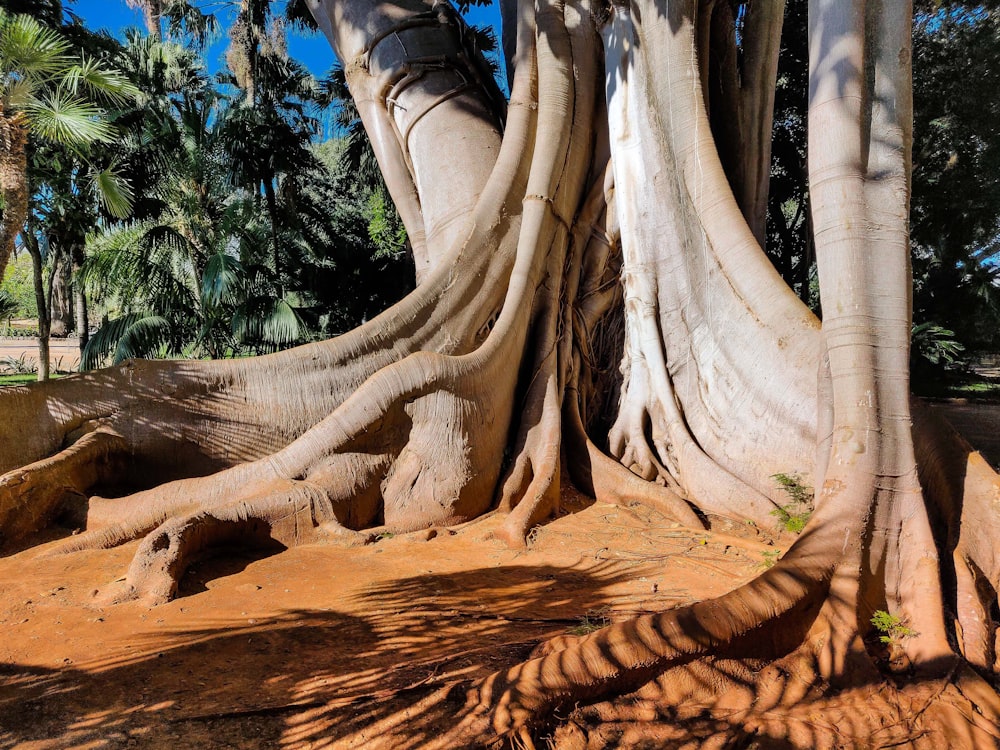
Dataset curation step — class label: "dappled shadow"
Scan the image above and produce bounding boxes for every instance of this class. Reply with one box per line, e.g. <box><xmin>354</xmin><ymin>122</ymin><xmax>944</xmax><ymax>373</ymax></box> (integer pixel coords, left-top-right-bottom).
<box><xmin>279</xmin><ymin>559</ymin><xmax>642</xmax><ymax>748</ymax></box>
<box><xmin>546</xmin><ymin>653</ymin><xmax>995</xmax><ymax>749</ymax></box>
<box><xmin>0</xmin><ymin>609</ymin><xmax>365</xmax><ymax>749</ymax></box>
<box><xmin>0</xmin><ymin>558</ymin><xmax>634</xmax><ymax>749</ymax></box>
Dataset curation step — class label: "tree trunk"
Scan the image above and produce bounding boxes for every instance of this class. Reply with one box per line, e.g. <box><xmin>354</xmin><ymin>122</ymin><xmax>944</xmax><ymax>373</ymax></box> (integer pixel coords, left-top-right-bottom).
<box><xmin>23</xmin><ymin>228</ymin><xmax>50</xmax><ymax>382</ymax></box>
<box><xmin>0</xmin><ymin>113</ymin><xmax>28</xmax><ymax>284</ymax></box>
<box><xmin>263</xmin><ymin>177</ymin><xmax>283</xmax><ymax>296</ymax></box>
<box><xmin>73</xmin><ymin>242</ymin><xmax>89</xmax><ymax>352</ymax></box>
<box><xmin>74</xmin><ymin>283</ymin><xmax>88</xmax><ymax>353</ymax></box>
<box><xmin>0</xmin><ymin>0</ymin><xmax>999</xmax><ymax>745</ymax></box>
<box><xmin>48</xmin><ymin>247</ymin><xmax>73</xmax><ymax>338</ymax></box>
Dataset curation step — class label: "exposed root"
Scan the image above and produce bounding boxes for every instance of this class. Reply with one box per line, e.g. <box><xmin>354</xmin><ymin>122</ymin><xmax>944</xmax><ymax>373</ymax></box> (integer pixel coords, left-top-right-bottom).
<box><xmin>447</xmin><ymin>542</ymin><xmax>830</xmax><ymax>741</ymax></box>
<box><xmin>0</xmin><ymin>428</ymin><xmax>127</xmax><ymax>550</ymax></box>
<box><xmin>93</xmin><ymin>484</ymin><xmax>319</xmax><ymax>606</ymax></box>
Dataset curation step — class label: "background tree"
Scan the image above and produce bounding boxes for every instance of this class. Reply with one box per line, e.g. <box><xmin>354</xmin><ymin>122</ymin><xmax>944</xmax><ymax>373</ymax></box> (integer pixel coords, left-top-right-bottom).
<box><xmin>909</xmin><ymin>2</ymin><xmax>1000</xmax><ymax>383</ymax></box>
<box><xmin>79</xmin><ymin>24</ymin><xmax>412</xmax><ymax>366</ymax></box>
<box><xmin>0</xmin><ymin>8</ymin><xmax>135</xmax><ymax>281</ymax></box>
<box><xmin>0</xmin><ymin>8</ymin><xmax>137</xmax><ymax>378</ymax></box>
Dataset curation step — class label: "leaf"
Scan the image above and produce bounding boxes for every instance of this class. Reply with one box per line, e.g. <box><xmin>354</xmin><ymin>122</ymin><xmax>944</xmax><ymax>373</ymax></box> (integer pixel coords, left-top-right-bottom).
<box><xmin>0</xmin><ymin>12</ymin><xmax>71</xmax><ymax>76</ymax></box>
<box><xmin>233</xmin><ymin>296</ymin><xmax>302</xmax><ymax>349</ymax></box>
<box><xmin>92</xmin><ymin>166</ymin><xmax>135</xmax><ymax>219</ymax></box>
<box><xmin>201</xmin><ymin>252</ymin><xmax>244</xmax><ymax>307</ymax></box>
<box><xmin>62</xmin><ymin>56</ymin><xmax>140</xmax><ymax>104</ymax></box>
<box><xmin>81</xmin><ymin>313</ymin><xmax>172</xmax><ymax>370</ymax></box>
<box><xmin>25</xmin><ymin>93</ymin><xmax>114</xmax><ymax>145</ymax></box>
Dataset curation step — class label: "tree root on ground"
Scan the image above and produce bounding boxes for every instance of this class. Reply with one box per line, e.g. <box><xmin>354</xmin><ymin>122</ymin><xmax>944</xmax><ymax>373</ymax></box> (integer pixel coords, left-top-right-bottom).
<box><xmin>0</xmin><ymin>428</ymin><xmax>127</xmax><ymax>549</ymax></box>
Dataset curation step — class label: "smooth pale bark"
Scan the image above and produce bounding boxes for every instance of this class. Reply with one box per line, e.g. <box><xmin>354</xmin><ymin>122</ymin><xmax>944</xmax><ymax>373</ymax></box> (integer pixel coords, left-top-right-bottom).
<box><xmin>604</xmin><ymin>0</ymin><xmax>819</xmax><ymax>525</ymax></box>
<box><xmin>309</xmin><ymin>0</ymin><xmax>505</xmax><ymax>280</ymax></box>
<box><xmin>806</xmin><ymin>0</ymin><xmax>952</xmax><ymax>671</ymax></box>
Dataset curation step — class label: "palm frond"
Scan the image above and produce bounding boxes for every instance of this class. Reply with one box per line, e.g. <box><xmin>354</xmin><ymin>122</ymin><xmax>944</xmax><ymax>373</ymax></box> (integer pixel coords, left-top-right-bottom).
<box><xmin>62</xmin><ymin>55</ymin><xmax>140</xmax><ymax>104</ymax></box>
<box><xmin>92</xmin><ymin>165</ymin><xmax>135</xmax><ymax>219</ymax></box>
<box><xmin>233</xmin><ymin>296</ymin><xmax>302</xmax><ymax>349</ymax></box>
<box><xmin>201</xmin><ymin>251</ymin><xmax>243</xmax><ymax>306</ymax></box>
<box><xmin>81</xmin><ymin>312</ymin><xmax>172</xmax><ymax>370</ymax></box>
<box><xmin>26</xmin><ymin>93</ymin><xmax>114</xmax><ymax>145</ymax></box>
<box><xmin>0</xmin><ymin>12</ymin><xmax>71</xmax><ymax>77</ymax></box>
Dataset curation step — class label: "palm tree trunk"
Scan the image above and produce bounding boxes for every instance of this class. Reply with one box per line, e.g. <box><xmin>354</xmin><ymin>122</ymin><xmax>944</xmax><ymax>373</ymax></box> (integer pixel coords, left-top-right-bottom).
<box><xmin>73</xmin><ymin>243</ymin><xmax>89</xmax><ymax>352</ymax></box>
<box><xmin>49</xmin><ymin>247</ymin><xmax>73</xmax><ymax>337</ymax></box>
<box><xmin>24</xmin><ymin>228</ymin><xmax>50</xmax><ymax>382</ymax></box>
<box><xmin>0</xmin><ymin>114</ymin><xmax>29</xmax><ymax>284</ymax></box>
<box><xmin>263</xmin><ymin>179</ymin><xmax>282</xmax><ymax>296</ymax></box>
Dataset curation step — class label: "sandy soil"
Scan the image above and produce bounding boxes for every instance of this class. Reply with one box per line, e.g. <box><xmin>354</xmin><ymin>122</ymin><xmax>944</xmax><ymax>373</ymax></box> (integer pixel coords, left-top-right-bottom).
<box><xmin>0</xmin><ymin>492</ymin><xmax>771</xmax><ymax>749</ymax></box>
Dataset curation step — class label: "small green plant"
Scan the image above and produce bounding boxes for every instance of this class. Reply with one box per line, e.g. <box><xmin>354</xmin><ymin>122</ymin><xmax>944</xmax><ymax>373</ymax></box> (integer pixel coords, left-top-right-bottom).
<box><xmin>770</xmin><ymin>473</ymin><xmax>814</xmax><ymax>534</ymax></box>
<box><xmin>568</xmin><ymin>608</ymin><xmax>610</xmax><ymax>636</ymax></box>
<box><xmin>771</xmin><ymin>505</ymin><xmax>812</xmax><ymax>534</ymax></box>
<box><xmin>870</xmin><ymin>610</ymin><xmax>916</xmax><ymax>644</ymax></box>
<box><xmin>771</xmin><ymin>473</ymin><xmax>813</xmax><ymax>504</ymax></box>
<box><xmin>759</xmin><ymin>549</ymin><xmax>782</xmax><ymax>569</ymax></box>
<box><xmin>1</xmin><ymin>354</ymin><xmax>37</xmax><ymax>375</ymax></box>
<box><xmin>375</xmin><ymin>531</ymin><xmax>395</xmax><ymax>541</ymax></box>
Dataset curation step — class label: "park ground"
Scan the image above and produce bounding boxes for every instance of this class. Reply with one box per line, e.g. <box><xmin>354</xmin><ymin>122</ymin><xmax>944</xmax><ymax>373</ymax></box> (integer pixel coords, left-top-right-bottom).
<box><xmin>0</xmin><ymin>333</ymin><xmax>81</xmax><ymax>380</ymax></box>
<box><xmin>0</xmin><ymin>393</ymin><xmax>997</xmax><ymax>747</ymax></box>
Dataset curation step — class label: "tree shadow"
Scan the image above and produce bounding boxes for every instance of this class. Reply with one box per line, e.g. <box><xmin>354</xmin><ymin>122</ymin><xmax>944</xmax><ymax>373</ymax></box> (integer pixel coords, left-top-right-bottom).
<box><xmin>0</xmin><ymin>561</ymin><xmax>634</xmax><ymax>749</ymax></box>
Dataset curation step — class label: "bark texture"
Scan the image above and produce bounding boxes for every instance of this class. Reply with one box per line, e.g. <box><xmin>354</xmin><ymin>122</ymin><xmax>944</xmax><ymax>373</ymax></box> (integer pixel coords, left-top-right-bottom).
<box><xmin>0</xmin><ymin>111</ymin><xmax>28</xmax><ymax>283</ymax></box>
<box><xmin>1</xmin><ymin>0</ymin><xmax>1000</xmax><ymax>745</ymax></box>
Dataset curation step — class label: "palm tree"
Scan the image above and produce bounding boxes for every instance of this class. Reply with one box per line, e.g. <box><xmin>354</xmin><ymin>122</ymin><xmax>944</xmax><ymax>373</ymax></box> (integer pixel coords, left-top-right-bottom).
<box><xmin>0</xmin><ymin>9</ymin><xmax>139</xmax><ymax>380</ymax></box>
<box><xmin>80</xmin><ymin>89</ymin><xmax>305</xmax><ymax>368</ymax></box>
<box><xmin>124</xmin><ymin>0</ymin><xmax>217</xmax><ymax>46</ymax></box>
<box><xmin>0</xmin><ymin>9</ymin><xmax>137</xmax><ymax>284</ymax></box>
<box><xmin>221</xmin><ymin>0</ymin><xmax>326</xmax><ymax>294</ymax></box>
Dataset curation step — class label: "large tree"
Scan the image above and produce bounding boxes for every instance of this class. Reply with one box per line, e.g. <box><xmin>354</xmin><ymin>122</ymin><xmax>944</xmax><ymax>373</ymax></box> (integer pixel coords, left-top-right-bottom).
<box><xmin>2</xmin><ymin>0</ymin><xmax>1000</xmax><ymax>746</ymax></box>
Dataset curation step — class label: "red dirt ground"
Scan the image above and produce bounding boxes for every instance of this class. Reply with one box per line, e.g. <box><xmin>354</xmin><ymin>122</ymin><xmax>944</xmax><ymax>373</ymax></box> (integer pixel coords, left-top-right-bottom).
<box><xmin>0</xmin><ymin>402</ymin><xmax>995</xmax><ymax>749</ymax></box>
<box><xmin>0</xmin><ymin>491</ymin><xmax>774</xmax><ymax>748</ymax></box>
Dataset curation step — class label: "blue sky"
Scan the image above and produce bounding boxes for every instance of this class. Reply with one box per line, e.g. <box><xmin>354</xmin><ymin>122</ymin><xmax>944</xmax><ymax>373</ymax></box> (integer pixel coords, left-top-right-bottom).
<box><xmin>69</xmin><ymin>0</ymin><xmax>502</xmax><ymax>81</ymax></box>
<box><xmin>70</xmin><ymin>0</ymin><xmax>340</xmax><ymax>77</ymax></box>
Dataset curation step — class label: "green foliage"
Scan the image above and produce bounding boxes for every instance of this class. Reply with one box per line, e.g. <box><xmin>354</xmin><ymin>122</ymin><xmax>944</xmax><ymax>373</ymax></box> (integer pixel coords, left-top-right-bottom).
<box><xmin>11</xmin><ymin>0</ymin><xmax>419</xmax><ymax>369</ymax></box>
<box><xmin>771</xmin><ymin>506</ymin><xmax>811</xmax><ymax>534</ymax></box>
<box><xmin>0</xmin><ymin>289</ymin><xmax>15</xmax><ymax>321</ymax></box>
<box><xmin>0</xmin><ymin>9</ymin><xmax>139</xmax><ymax>147</ymax></box>
<box><xmin>870</xmin><ymin>610</ymin><xmax>917</xmax><ymax>644</ymax></box>
<box><xmin>82</xmin><ymin>312</ymin><xmax>172</xmax><ymax>369</ymax></box>
<box><xmin>568</xmin><ymin>608</ymin><xmax>610</xmax><ymax>636</ymax></box>
<box><xmin>367</xmin><ymin>191</ymin><xmax>407</xmax><ymax>259</ymax></box>
<box><xmin>910</xmin><ymin>5</ymin><xmax>1000</xmax><ymax>373</ymax></box>
<box><xmin>771</xmin><ymin>473</ymin><xmax>812</xmax><ymax>504</ymax></box>
<box><xmin>764</xmin><ymin>0</ymin><xmax>813</xmax><ymax>308</ymax></box>
<box><xmin>0</xmin><ymin>353</ymin><xmax>36</xmax><ymax>374</ymax></box>
<box><xmin>0</xmin><ymin>372</ymin><xmax>40</xmax><ymax>385</ymax></box>
<box><xmin>770</xmin><ymin>473</ymin><xmax>813</xmax><ymax>534</ymax></box>
<box><xmin>911</xmin><ymin>322</ymin><xmax>966</xmax><ymax>366</ymax></box>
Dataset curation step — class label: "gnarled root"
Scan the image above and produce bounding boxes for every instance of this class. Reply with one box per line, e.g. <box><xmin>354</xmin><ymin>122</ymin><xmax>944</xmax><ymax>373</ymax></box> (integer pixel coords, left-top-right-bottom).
<box><xmin>0</xmin><ymin>428</ymin><xmax>127</xmax><ymax>550</ymax></box>
<box><xmin>94</xmin><ymin>486</ymin><xmax>319</xmax><ymax>606</ymax></box>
